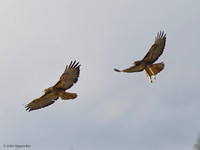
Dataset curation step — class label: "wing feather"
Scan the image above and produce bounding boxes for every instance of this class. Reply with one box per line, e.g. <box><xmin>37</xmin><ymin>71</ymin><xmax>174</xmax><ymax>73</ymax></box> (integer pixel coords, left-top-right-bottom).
<box><xmin>25</xmin><ymin>92</ymin><xmax>59</xmax><ymax>112</ymax></box>
<box><xmin>53</xmin><ymin>61</ymin><xmax>80</xmax><ymax>90</ymax></box>
<box><xmin>142</xmin><ymin>31</ymin><xmax>166</xmax><ymax>63</ymax></box>
<box><xmin>114</xmin><ymin>65</ymin><xmax>143</xmax><ymax>73</ymax></box>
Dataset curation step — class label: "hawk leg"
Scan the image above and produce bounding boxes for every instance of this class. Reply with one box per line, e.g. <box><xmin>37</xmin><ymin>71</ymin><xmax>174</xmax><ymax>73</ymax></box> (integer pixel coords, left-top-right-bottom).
<box><xmin>144</xmin><ymin>69</ymin><xmax>152</xmax><ymax>83</ymax></box>
<box><xmin>148</xmin><ymin>67</ymin><xmax>156</xmax><ymax>80</ymax></box>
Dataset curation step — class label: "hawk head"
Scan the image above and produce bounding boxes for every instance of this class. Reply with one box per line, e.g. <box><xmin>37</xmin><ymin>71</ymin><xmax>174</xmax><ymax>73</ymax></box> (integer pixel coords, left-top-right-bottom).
<box><xmin>43</xmin><ymin>87</ymin><xmax>53</xmax><ymax>93</ymax></box>
<box><xmin>134</xmin><ymin>60</ymin><xmax>142</xmax><ymax>66</ymax></box>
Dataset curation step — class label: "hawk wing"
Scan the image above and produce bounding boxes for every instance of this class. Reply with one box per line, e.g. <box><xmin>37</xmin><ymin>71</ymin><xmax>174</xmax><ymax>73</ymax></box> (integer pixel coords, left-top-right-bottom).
<box><xmin>53</xmin><ymin>61</ymin><xmax>80</xmax><ymax>90</ymax></box>
<box><xmin>25</xmin><ymin>92</ymin><xmax>59</xmax><ymax>112</ymax></box>
<box><xmin>114</xmin><ymin>65</ymin><xmax>143</xmax><ymax>73</ymax></box>
<box><xmin>142</xmin><ymin>31</ymin><xmax>166</xmax><ymax>63</ymax></box>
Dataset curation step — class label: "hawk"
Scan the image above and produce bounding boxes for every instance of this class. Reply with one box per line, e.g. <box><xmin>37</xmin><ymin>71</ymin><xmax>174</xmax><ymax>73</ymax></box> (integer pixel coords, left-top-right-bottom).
<box><xmin>114</xmin><ymin>31</ymin><xmax>166</xmax><ymax>83</ymax></box>
<box><xmin>25</xmin><ymin>61</ymin><xmax>80</xmax><ymax>111</ymax></box>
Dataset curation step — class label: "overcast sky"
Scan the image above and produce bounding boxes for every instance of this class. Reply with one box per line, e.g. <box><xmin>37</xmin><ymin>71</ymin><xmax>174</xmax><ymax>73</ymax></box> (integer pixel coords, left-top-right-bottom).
<box><xmin>0</xmin><ymin>0</ymin><xmax>200</xmax><ymax>150</ymax></box>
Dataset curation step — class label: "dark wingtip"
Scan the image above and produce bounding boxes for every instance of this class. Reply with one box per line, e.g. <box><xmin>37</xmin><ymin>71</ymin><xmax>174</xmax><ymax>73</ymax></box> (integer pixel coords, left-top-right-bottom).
<box><xmin>65</xmin><ymin>60</ymin><xmax>81</xmax><ymax>70</ymax></box>
<box><xmin>25</xmin><ymin>106</ymin><xmax>30</xmax><ymax>112</ymax></box>
<box><xmin>25</xmin><ymin>104</ymin><xmax>32</xmax><ymax>112</ymax></box>
<box><xmin>114</xmin><ymin>68</ymin><xmax>121</xmax><ymax>72</ymax></box>
<box><xmin>156</xmin><ymin>30</ymin><xmax>166</xmax><ymax>40</ymax></box>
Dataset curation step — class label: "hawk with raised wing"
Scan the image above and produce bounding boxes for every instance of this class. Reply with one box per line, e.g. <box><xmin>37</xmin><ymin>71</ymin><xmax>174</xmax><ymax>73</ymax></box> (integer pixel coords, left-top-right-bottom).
<box><xmin>114</xmin><ymin>31</ymin><xmax>166</xmax><ymax>83</ymax></box>
<box><xmin>25</xmin><ymin>61</ymin><xmax>80</xmax><ymax>111</ymax></box>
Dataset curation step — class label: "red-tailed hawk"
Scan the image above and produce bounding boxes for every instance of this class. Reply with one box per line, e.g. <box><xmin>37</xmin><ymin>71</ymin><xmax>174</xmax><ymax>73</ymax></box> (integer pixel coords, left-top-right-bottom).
<box><xmin>25</xmin><ymin>61</ymin><xmax>80</xmax><ymax>111</ymax></box>
<box><xmin>114</xmin><ymin>31</ymin><xmax>166</xmax><ymax>83</ymax></box>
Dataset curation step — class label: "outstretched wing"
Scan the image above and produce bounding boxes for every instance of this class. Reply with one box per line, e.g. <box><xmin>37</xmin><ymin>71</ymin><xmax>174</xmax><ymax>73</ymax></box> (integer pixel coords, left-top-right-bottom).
<box><xmin>114</xmin><ymin>65</ymin><xmax>143</xmax><ymax>73</ymax></box>
<box><xmin>53</xmin><ymin>61</ymin><xmax>80</xmax><ymax>90</ymax></box>
<box><xmin>142</xmin><ymin>31</ymin><xmax>166</xmax><ymax>63</ymax></box>
<box><xmin>25</xmin><ymin>92</ymin><xmax>59</xmax><ymax>112</ymax></box>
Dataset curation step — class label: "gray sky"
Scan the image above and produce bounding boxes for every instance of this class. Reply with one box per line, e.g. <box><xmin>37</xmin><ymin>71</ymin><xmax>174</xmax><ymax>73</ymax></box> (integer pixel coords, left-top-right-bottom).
<box><xmin>0</xmin><ymin>0</ymin><xmax>200</xmax><ymax>150</ymax></box>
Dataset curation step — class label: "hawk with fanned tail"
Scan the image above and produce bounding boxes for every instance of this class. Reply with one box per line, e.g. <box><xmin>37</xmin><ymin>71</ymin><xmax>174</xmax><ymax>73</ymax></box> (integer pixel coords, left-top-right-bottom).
<box><xmin>25</xmin><ymin>61</ymin><xmax>80</xmax><ymax>111</ymax></box>
<box><xmin>114</xmin><ymin>31</ymin><xmax>166</xmax><ymax>83</ymax></box>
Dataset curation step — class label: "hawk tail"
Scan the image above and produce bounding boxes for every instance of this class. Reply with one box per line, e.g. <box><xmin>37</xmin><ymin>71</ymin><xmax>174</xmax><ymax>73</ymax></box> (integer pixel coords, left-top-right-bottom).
<box><xmin>150</xmin><ymin>62</ymin><xmax>164</xmax><ymax>75</ymax></box>
<box><xmin>59</xmin><ymin>91</ymin><xmax>77</xmax><ymax>100</ymax></box>
<box><xmin>145</xmin><ymin>62</ymin><xmax>164</xmax><ymax>83</ymax></box>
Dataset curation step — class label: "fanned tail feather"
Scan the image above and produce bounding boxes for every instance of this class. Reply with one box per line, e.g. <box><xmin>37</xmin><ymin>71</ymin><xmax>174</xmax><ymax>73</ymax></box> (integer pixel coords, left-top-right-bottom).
<box><xmin>149</xmin><ymin>62</ymin><xmax>164</xmax><ymax>75</ymax></box>
<box><xmin>59</xmin><ymin>91</ymin><xmax>77</xmax><ymax>100</ymax></box>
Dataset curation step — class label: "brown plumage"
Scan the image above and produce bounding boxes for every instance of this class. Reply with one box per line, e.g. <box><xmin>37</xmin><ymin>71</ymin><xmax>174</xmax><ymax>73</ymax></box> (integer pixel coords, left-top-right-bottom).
<box><xmin>25</xmin><ymin>61</ymin><xmax>80</xmax><ymax>112</ymax></box>
<box><xmin>114</xmin><ymin>31</ymin><xmax>166</xmax><ymax>83</ymax></box>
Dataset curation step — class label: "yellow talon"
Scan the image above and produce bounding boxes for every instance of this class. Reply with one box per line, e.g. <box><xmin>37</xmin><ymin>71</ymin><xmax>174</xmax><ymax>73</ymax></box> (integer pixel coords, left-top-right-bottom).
<box><xmin>149</xmin><ymin>78</ymin><xmax>152</xmax><ymax>83</ymax></box>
